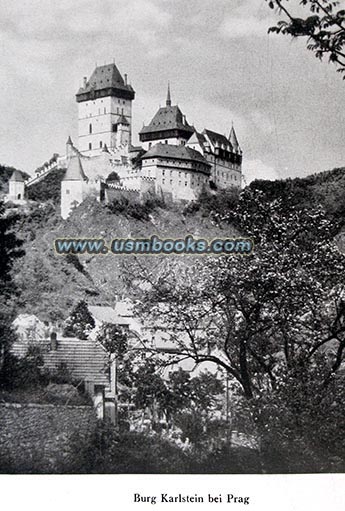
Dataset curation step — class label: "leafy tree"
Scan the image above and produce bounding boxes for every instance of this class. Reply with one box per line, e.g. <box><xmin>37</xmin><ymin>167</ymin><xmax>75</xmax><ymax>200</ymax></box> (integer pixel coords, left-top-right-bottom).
<box><xmin>0</xmin><ymin>201</ymin><xmax>25</xmax><ymax>386</ymax></box>
<box><xmin>266</xmin><ymin>0</ymin><xmax>345</xmax><ymax>77</ymax></box>
<box><xmin>125</xmin><ymin>190</ymin><xmax>345</xmax><ymax>398</ymax></box>
<box><xmin>63</xmin><ymin>300</ymin><xmax>95</xmax><ymax>339</ymax></box>
<box><xmin>96</xmin><ymin>323</ymin><xmax>128</xmax><ymax>357</ymax></box>
<box><xmin>123</xmin><ymin>189</ymin><xmax>345</xmax><ymax>467</ymax></box>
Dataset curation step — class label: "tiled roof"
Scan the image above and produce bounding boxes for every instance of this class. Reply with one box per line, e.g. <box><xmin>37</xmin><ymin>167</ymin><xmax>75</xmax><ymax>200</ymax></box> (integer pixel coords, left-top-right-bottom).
<box><xmin>63</xmin><ymin>156</ymin><xmax>87</xmax><ymax>181</ymax></box>
<box><xmin>12</xmin><ymin>337</ymin><xmax>109</xmax><ymax>386</ymax></box>
<box><xmin>140</xmin><ymin>105</ymin><xmax>194</xmax><ymax>136</ymax></box>
<box><xmin>141</xmin><ymin>143</ymin><xmax>211</xmax><ymax>168</ymax></box>
<box><xmin>9</xmin><ymin>170</ymin><xmax>24</xmax><ymax>182</ymax></box>
<box><xmin>76</xmin><ymin>63</ymin><xmax>134</xmax><ymax>96</ymax></box>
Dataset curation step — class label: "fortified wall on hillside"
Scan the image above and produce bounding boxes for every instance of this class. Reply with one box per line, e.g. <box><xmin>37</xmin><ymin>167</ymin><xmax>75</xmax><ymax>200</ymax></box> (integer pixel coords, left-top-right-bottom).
<box><xmin>5</xmin><ymin>63</ymin><xmax>243</xmax><ymax>219</ymax></box>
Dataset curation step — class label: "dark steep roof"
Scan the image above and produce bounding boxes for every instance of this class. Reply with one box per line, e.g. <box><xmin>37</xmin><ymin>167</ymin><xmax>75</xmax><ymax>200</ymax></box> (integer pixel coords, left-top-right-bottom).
<box><xmin>204</xmin><ymin>129</ymin><xmax>233</xmax><ymax>150</ymax></box>
<box><xmin>141</xmin><ymin>143</ymin><xmax>211</xmax><ymax>171</ymax></box>
<box><xmin>76</xmin><ymin>63</ymin><xmax>135</xmax><ymax>101</ymax></box>
<box><xmin>140</xmin><ymin>105</ymin><xmax>194</xmax><ymax>137</ymax></box>
<box><xmin>63</xmin><ymin>156</ymin><xmax>87</xmax><ymax>181</ymax></box>
<box><xmin>229</xmin><ymin>125</ymin><xmax>241</xmax><ymax>152</ymax></box>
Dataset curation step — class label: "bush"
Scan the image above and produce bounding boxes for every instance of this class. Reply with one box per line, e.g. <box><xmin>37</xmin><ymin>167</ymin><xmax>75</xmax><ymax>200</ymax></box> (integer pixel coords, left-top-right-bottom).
<box><xmin>106</xmin><ymin>194</ymin><xmax>165</xmax><ymax>220</ymax></box>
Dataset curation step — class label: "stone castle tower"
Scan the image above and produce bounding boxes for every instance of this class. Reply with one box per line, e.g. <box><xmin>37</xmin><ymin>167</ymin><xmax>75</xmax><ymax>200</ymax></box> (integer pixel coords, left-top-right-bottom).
<box><xmin>76</xmin><ymin>63</ymin><xmax>135</xmax><ymax>156</ymax></box>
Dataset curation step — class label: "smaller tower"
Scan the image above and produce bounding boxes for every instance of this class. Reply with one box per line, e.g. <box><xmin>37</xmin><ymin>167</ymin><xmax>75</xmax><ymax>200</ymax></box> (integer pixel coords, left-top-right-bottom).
<box><xmin>61</xmin><ymin>156</ymin><xmax>87</xmax><ymax>219</ymax></box>
<box><xmin>8</xmin><ymin>170</ymin><xmax>25</xmax><ymax>201</ymax></box>
<box><xmin>115</xmin><ymin>114</ymin><xmax>131</xmax><ymax>146</ymax></box>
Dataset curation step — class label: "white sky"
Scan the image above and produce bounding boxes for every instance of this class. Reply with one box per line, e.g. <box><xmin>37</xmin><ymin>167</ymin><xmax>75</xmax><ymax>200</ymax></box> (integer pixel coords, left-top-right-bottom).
<box><xmin>1</xmin><ymin>0</ymin><xmax>344</xmax><ymax>182</ymax></box>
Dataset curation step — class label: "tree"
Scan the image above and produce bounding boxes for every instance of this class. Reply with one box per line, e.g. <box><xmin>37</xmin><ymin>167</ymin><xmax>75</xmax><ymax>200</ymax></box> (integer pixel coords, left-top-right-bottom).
<box><xmin>0</xmin><ymin>201</ymin><xmax>25</xmax><ymax>386</ymax></box>
<box><xmin>63</xmin><ymin>300</ymin><xmax>95</xmax><ymax>339</ymax></box>
<box><xmin>265</xmin><ymin>0</ymin><xmax>345</xmax><ymax>77</ymax></box>
<box><xmin>122</xmin><ymin>189</ymin><xmax>345</xmax><ymax>467</ymax></box>
<box><xmin>126</xmin><ymin>194</ymin><xmax>345</xmax><ymax>398</ymax></box>
<box><xmin>96</xmin><ymin>323</ymin><xmax>128</xmax><ymax>357</ymax></box>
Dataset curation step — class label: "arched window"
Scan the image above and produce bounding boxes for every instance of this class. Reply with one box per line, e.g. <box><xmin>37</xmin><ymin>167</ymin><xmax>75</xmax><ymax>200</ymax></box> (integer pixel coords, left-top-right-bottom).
<box><xmin>89</xmin><ymin>123</ymin><xmax>92</xmax><ymax>134</ymax></box>
<box><xmin>100</xmin><ymin>141</ymin><xmax>103</xmax><ymax>148</ymax></box>
<box><xmin>89</xmin><ymin>142</ymin><xmax>92</xmax><ymax>150</ymax></box>
<box><xmin>17</xmin><ymin>194</ymin><xmax>21</xmax><ymax>199</ymax></box>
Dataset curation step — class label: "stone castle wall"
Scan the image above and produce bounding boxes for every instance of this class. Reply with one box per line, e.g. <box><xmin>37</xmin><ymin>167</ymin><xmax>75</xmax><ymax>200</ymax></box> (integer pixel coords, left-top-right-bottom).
<box><xmin>0</xmin><ymin>403</ymin><xmax>97</xmax><ymax>473</ymax></box>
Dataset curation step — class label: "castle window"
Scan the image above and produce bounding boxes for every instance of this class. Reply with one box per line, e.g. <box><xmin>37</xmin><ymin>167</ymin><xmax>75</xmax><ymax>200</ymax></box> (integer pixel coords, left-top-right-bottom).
<box><xmin>149</xmin><ymin>143</ymin><xmax>152</xmax><ymax>148</ymax></box>
<box><xmin>162</xmin><ymin>169</ymin><xmax>165</xmax><ymax>175</ymax></box>
<box><xmin>100</xmin><ymin>141</ymin><xmax>103</xmax><ymax>148</ymax></box>
<box><xmin>112</xmin><ymin>124</ymin><xmax>118</xmax><ymax>133</ymax></box>
<box><xmin>162</xmin><ymin>179</ymin><xmax>165</xmax><ymax>184</ymax></box>
<box><xmin>89</xmin><ymin>142</ymin><xmax>92</xmax><ymax>150</ymax></box>
<box><xmin>89</xmin><ymin>123</ymin><xmax>92</xmax><ymax>134</ymax></box>
<box><xmin>185</xmin><ymin>182</ymin><xmax>187</xmax><ymax>186</ymax></box>
<box><xmin>179</xmin><ymin>180</ymin><xmax>181</xmax><ymax>186</ymax></box>
<box><xmin>104</xmin><ymin>107</ymin><xmax>106</xmax><ymax>114</ymax></box>
<box><xmin>170</xmin><ymin>179</ymin><xmax>172</xmax><ymax>185</ymax></box>
<box><xmin>17</xmin><ymin>194</ymin><xmax>21</xmax><ymax>199</ymax></box>
<box><xmin>165</xmin><ymin>140</ymin><xmax>168</xmax><ymax>144</ymax></box>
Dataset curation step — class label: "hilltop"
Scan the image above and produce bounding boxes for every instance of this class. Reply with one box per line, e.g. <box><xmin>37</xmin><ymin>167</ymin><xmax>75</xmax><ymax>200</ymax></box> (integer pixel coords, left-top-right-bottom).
<box><xmin>11</xmin><ymin>195</ymin><xmax>238</xmax><ymax>321</ymax></box>
<box><xmin>6</xmin><ymin>164</ymin><xmax>345</xmax><ymax>322</ymax></box>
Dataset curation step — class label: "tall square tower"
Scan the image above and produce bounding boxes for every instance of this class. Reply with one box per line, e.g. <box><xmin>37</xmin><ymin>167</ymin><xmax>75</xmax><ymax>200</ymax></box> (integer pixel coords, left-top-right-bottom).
<box><xmin>76</xmin><ymin>63</ymin><xmax>135</xmax><ymax>156</ymax></box>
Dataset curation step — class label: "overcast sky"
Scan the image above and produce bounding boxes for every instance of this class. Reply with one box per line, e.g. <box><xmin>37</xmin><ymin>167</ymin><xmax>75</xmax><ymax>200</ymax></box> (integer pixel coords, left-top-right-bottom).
<box><xmin>1</xmin><ymin>0</ymin><xmax>344</xmax><ymax>182</ymax></box>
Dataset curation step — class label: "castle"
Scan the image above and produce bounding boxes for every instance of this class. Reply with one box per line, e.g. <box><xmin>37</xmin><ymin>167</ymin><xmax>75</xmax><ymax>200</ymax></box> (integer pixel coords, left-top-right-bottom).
<box><xmin>6</xmin><ymin>63</ymin><xmax>243</xmax><ymax>218</ymax></box>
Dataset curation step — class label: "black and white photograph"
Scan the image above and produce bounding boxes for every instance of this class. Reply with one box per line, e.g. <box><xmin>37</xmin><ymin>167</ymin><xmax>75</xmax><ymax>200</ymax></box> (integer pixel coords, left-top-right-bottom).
<box><xmin>0</xmin><ymin>0</ymin><xmax>345</xmax><ymax>508</ymax></box>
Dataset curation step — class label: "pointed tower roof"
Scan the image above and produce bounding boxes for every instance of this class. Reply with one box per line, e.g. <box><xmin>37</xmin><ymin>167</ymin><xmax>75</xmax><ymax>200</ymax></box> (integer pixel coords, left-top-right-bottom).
<box><xmin>166</xmin><ymin>82</ymin><xmax>171</xmax><ymax>107</ymax></box>
<box><xmin>139</xmin><ymin>88</ymin><xmax>194</xmax><ymax>142</ymax></box>
<box><xmin>116</xmin><ymin>114</ymin><xmax>130</xmax><ymax>126</ymax></box>
<box><xmin>63</xmin><ymin>156</ymin><xmax>87</xmax><ymax>181</ymax></box>
<box><xmin>102</xmin><ymin>143</ymin><xmax>110</xmax><ymax>153</ymax></box>
<box><xmin>66</xmin><ymin>135</ymin><xmax>73</xmax><ymax>145</ymax></box>
<box><xmin>228</xmin><ymin>125</ymin><xmax>241</xmax><ymax>152</ymax></box>
<box><xmin>9</xmin><ymin>170</ymin><xmax>24</xmax><ymax>182</ymax></box>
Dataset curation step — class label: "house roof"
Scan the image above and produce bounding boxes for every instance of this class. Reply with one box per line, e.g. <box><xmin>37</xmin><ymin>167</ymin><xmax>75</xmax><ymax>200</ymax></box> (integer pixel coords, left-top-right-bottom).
<box><xmin>88</xmin><ymin>306</ymin><xmax>118</xmax><ymax>325</ymax></box>
<box><xmin>12</xmin><ymin>337</ymin><xmax>109</xmax><ymax>386</ymax></box>
<box><xmin>141</xmin><ymin>143</ymin><xmax>211</xmax><ymax>169</ymax></box>
<box><xmin>9</xmin><ymin>170</ymin><xmax>24</xmax><ymax>182</ymax></box>
<box><xmin>204</xmin><ymin>129</ymin><xmax>233</xmax><ymax>150</ymax></box>
<box><xmin>140</xmin><ymin>105</ymin><xmax>194</xmax><ymax>137</ymax></box>
<box><xmin>76</xmin><ymin>63</ymin><xmax>135</xmax><ymax>99</ymax></box>
<box><xmin>63</xmin><ymin>156</ymin><xmax>87</xmax><ymax>181</ymax></box>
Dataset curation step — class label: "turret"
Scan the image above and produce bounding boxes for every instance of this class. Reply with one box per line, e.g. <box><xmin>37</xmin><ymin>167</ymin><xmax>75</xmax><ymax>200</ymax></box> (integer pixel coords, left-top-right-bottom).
<box><xmin>8</xmin><ymin>170</ymin><xmax>25</xmax><ymax>201</ymax></box>
<box><xmin>61</xmin><ymin>156</ymin><xmax>87</xmax><ymax>219</ymax></box>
